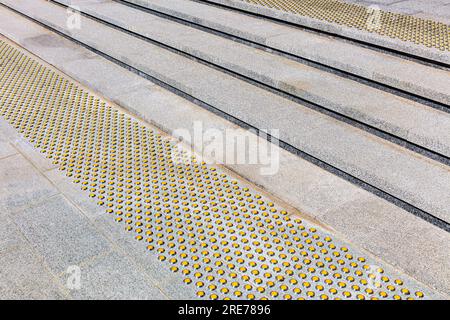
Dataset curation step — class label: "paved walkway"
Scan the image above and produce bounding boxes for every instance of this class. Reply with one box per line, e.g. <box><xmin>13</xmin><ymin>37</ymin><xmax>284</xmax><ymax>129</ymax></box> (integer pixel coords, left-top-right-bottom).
<box><xmin>0</xmin><ymin>117</ymin><xmax>173</xmax><ymax>299</ymax></box>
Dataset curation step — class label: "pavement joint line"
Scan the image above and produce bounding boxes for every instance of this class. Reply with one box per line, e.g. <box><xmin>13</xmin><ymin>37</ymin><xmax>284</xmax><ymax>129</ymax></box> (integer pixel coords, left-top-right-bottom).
<box><xmin>5</xmin><ymin>190</ymin><xmax>62</xmax><ymax>216</ymax></box>
<box><xmin>0</xmin><ymin>149</ymin><xmax>19</xmax><ymax>161</ymax></box>
<box><xmin>79</xmin><ymin>236</ymin><xmax>173</xmax><ymax>299</ymax></box>
<box><xmin>0</xmin><ymin>33</ymin><xmax>443</xmax><ymax>300</ymax></box>
<box><xmin>0</xmin><ymin>243</ymin><xmax>73</xmax><ymax>299</ymax></box>
<box><xmin>55</xmin><ymin>248</ymin><xmax>111</xmax><ymax>278</ymax></box>
<box><xmin>2</xmin><ymin>3</ymin><xmax>449</xmax><ymax>233</ymax></box>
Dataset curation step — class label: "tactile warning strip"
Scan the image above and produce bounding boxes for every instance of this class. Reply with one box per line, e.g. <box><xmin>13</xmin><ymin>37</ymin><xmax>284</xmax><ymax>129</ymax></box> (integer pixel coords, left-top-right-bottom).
<box><xmin>0</xmin><ymin>38</ymin><xmax>432</xmax><ymax>300</ymax></box>
<box><xmin>237</xmin><ymin>0</ymin><xmax>450</xmax><ymax>51</ymax></box>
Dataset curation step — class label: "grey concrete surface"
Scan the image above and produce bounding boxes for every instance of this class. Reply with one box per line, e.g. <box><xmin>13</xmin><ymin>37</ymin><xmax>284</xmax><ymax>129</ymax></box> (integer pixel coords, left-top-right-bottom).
<box><xmin>0</xmin><ymin>118</ymin><xmax>19</xmax><ymax>159</ymax></box>
<box><xmin>0</xmin><ymin>211</ymin><xmax>68</xmax><ymax>300</ymax></box>
<box><xmin>0</xmin><ymin>154</ymin><xmax>59</xmax><ymax>213</ymax></box>
<box><xmin>54</xmin><ymin>0</ymin><xmax>450</xmax><ymax>158</ymax></box>
<box><xmin>12</xmin><ymin>195</ymin><xmax>112</xmax><ymax>274</ymax></box>
<box><xmin>0</xmin><ymin>243</ymin><xmax>68</xmax><ymax>299</ymax></box>
<box><xmin>0</xmin><ymin>138</ymin><xmax>16</xmax><ymax>160</ymax></box>
<box><xmin>3</xmin><ymin>0</ymin><xmax>450</xmax><ymax>224</ymax></box>
<box><xmin>122</xmin><ymin>0</ymin><xmax>450</xmax><ymax>105</ymax></box>
<box><xmin>92</xmin><ymin>214</ymin><xmax>199</xmax><ymax>299</ymax></box>
<box><xmin>0</xmin><ymin>217</ymin><xmax>25</xmax><ymax>249</ymax></box>
<box><xmin>203</xmin><ymin>0</ymin><xmax>450</xmax><ymax>64</ymax></box>
<box><xmin>320</xmin><ymin>193</ymin><xmax>450</xmax><ymax>293</ymax></box>
<box><xmin>62</xmin><ymin>251</ymin><xmax>167</xmax><ymax>299</ymax></box>
<box><xmin>0</xmin><ymin>9</ymin><xmax>449</xmax><ymax>296</ymax></box>
<box><xmin>61</xmin><ymin>56</ymin><xmax>148</xmax><ymax>99</ymax></box>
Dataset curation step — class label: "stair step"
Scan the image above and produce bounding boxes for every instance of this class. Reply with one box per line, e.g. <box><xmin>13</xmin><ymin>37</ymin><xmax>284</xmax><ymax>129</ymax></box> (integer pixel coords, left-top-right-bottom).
<box><xmin>53</xmin><ymin>0</ymin><xmax>450</xmax><ymax>160</ymax></box>
<box><xmin>123</xmin><ymin>0</ymin><xmax>450</xmax><ymax>106</ymax></box>
<box><xmin>200</xmin><ymin>0</ymin><xmax>450</xmax><ymax>65</ymax></box>
<box><xmin>4</xmin><ymin>0</ymin><xmax>450</xmax><ymax>224</ymax></box>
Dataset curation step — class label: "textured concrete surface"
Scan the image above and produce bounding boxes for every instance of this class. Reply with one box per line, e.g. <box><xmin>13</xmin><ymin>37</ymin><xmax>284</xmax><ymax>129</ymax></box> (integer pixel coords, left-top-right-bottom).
<box><xmin>0</xmin><ymin>243</ymin><xmax>68</xmax><ymax>299</ymax></box>
<box><xmin>54</xmin><ymin>0</ymin><xmax>450</xmax><ymax>157</ymax></box>
<box><xmin>3</xmin><ymin>0</ymin><xmax>450</xmax><ymax>224</ymax></box>
<box><xmin>0</xmin><ymin>9</ymin><xmax>449</xmax><ymax>296</ymax></box>
<box><xmin>123</xmin><ymin>0</ymin><xmax>450</xmax><ymax>105</ymax></box>
<box><xmin>13</xmin><ymin>195</ymin><xmax>112</xmax><ymax>274</ymax></box>
<box><xmin>320</xmin><ymin>193</ymin><xmax>450</xmax><ymax>293</ymax></box>
<box><xmin>0</xmin><ymin>140</ymin><xmax>16</xmax><ymax>160</ymax></box>
<box><xmin>61</xmin><ymin>251</ymin><xmax>167</xmax><ymax>300</ymax></box>
<box><xmin>203</xmin><ymin>0</ymin><xmax>450</xmax><ymax>64</ymax></box>
<box><xmin>0</xmin><ymin>217</ymin><xmax>25</xmax><ymax>249</ymax></box>
<box><xmin>0</xmin><ymin>122</ymin><xmax>17</xmax><ymax>160</ymax></box>
<box><xmin>0</xmin><ymin>154</ymin><xmax>59</xmax><ymax>213</ymax></box>
<box><xmin>62</xmin><ymin>56</ymin><xmax>148</xmax><ymax>99</ymax></box>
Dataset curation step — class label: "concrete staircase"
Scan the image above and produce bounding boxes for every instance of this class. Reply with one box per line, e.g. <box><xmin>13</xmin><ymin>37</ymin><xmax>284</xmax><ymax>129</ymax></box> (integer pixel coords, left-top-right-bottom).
<box><xmin>0</xmin><ymin>0</ymin><xmax>450</xmax><ymax>292</ymax></box>
<box><xmin>1</xmin><ymin>0</ymin><xmax>450</xmax><ymax>297</ymax></box>
<box><xmin>4</xmin><ymin>0</ymin><xmax>449</xmax><ymax>224</ymax></box>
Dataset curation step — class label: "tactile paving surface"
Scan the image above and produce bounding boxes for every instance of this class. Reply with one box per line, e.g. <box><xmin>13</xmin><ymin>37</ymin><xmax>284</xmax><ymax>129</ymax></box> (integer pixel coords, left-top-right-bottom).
<box><xmin>238</xmin><ymin>0</ymin><xmax>450</xmax><ymax>51</ymax></box>
<box><xmin>0</xmin><ymin>38</ymin><xmax>434</xmax><ymax>300</ymax></box>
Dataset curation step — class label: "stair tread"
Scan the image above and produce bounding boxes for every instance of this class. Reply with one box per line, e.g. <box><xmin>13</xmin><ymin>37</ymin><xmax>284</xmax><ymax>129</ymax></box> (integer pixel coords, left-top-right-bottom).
<box><xmin>203</xmin><ymin>0</ymin><xmax>450</xmax><ymax>65</ymax></box>
<box><xmin>123</xmin><ymin>0</ymin><xmax>450</xmax><ymax>104</ymax></box>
